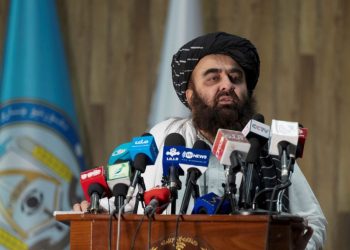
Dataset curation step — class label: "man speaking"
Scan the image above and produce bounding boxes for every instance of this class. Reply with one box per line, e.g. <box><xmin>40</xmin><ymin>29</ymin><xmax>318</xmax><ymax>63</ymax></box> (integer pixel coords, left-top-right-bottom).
<box><xmin>74</xmin><ymin>32</ymin><xmax>327</xmax><ymax>250</ymax></box>
<box><xmin>142</xmin><ymin>32</ymin><xmax>326</xmax><ymax>250</ymax></box>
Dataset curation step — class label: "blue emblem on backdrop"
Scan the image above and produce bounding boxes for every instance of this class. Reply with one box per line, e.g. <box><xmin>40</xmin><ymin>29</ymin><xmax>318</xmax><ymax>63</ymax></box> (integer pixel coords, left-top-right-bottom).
<box><xmin>0</xmin><ymin>0</ymin><xmax>85</xmax><ymax>249</ymax></box>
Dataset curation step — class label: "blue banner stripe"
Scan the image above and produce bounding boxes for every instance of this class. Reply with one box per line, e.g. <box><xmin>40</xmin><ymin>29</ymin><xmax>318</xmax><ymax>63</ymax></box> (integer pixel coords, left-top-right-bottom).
<box><xmin>0</xmin><ymin>101</ymin><xmax>85</xmax><ymax>169</ymax></box>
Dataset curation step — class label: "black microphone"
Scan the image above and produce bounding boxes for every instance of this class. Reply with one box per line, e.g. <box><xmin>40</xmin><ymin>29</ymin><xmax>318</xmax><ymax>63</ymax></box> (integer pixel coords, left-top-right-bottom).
<box><xmin>162</xmin><ymin>133</ymin><xmax>186</xmax><ymax>214</ymax></box>
<box><xmin>179</xmin><ymin>140</ymin><xmax>211</xmax><ymax>214</ymax></box>
<box><xmin>112</xmin><ymin>183</ymin><xmax>129</xmax><ymax>213</ymax></box>
<box><xmin>241</xmin><ymin>113</ymin><xmax>270</xmax><ymax>208</ymax></box>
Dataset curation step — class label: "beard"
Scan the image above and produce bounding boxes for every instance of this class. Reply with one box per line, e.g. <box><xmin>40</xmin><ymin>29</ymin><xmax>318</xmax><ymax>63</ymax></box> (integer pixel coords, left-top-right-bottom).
<box><xmin>190</xmin><ymin>88</ymin><xmax>256</xmax><ymax>139</ymax></box>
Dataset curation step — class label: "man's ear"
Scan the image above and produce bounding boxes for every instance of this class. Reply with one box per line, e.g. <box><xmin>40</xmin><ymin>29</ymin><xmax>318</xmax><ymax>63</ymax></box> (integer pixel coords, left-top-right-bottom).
<box><xmin>185</xmin><ymin>88</ymin><xmax>193</xmax><ymax>109</ymax></box>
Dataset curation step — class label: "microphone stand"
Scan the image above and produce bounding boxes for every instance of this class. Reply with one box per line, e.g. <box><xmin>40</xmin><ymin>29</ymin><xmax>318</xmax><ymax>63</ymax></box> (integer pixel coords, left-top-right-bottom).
<box><xmin>243</xmin><ymin>162</ymin><xmax>255</xmax><ymax>208</ymax></box>
<box><xmin>169</xmin><ymin>166</ymin><xmax>181</xmax><ymax>214</ymax></box>
<box><xmin>276</xmin><ymin>143</ymin><xmax>296</xmax><ymax>213</ymax></box>
<box><xmin>214</xmin><ymin>165</ymin><xmax>238</xmax><ymax>214</ymax></box>
<box><xmin>179</xmin><ymin>168</ymin><xmax>201</xmax><ymax>214</ymax></box>
<box><xmin>133</xmin><ymin>177</ymin><xmax>146</xmax><ymax>214</ymax></box>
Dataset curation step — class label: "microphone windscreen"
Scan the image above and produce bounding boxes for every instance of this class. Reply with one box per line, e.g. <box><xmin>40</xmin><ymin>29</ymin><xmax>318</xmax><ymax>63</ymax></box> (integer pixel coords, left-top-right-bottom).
<box><xmin>193</xmin><ymin>140</ymin><xmax>210</xmax><ymax>150</ymax></box>
<box><xmin>252</xmin><ymin>113</ymin><xmax>265</xmax><ymax>123</ymax></box>
<box><xmin>144</xmin><ymin>186</ymin><xmax>171</xmax><ymax>205</ymax></box>
<box><xmin>133</xmin><ymin>153</ymin><xmax>148</xmax><ymax>172</ymax></box>
<box><xmin>88</xmin><ymin>183</ymin><xmax>105</xmax><ymax>197</ymax></box>
<box><xmin>164</xmin><ymin>133</ymin><xmax>186</xmax><ymax>146</ymax></box>
<box><xmin>112</xmin><ymin>183</ymin><xmax>129</xmax><ymax>197</ymax></box>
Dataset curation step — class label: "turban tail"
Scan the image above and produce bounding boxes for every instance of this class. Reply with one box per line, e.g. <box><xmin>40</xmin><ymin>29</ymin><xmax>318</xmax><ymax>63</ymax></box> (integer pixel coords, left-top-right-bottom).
<box><xmin>171</xmin><ymin>32</ymin><xmax>260</xmax><ymax>107</ymax></box>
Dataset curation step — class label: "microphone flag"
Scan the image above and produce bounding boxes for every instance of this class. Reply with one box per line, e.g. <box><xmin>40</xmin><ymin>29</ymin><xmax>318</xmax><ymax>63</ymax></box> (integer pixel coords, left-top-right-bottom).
<box><xmin>0</xmin><ymin>0</ymin><xmax>85</xmax><ymax>249</ymax></box>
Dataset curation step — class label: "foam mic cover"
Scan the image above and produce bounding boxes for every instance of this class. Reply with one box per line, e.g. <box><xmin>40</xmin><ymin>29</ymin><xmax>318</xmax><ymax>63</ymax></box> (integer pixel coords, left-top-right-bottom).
<box><xmin>144</xmin><ymin>186</ymin><xmax>171</xmax><ymax>214</ymax></box>
<box><xmin>193</xmin><ymin>140</ymin><xmax>210</xmax><ymax>150</ymax></box>
<box><xmin>88</xmin><ymin>183</ymin><xmax>105</xmax><ymax>197</ymax></box>
<box><xmin>165</xmin><ymin>133</ymin><xmax>186</xmax><ymax>146</ymax></box>
<box><xmin>113</xmin><ymin>183</ymin><xmax>129</xmax><ymax>198</ymax></box>
<box><xmin>112</xmin><ymin>183</ymin><xmax>129</xmax><ymax>212</ymax></box>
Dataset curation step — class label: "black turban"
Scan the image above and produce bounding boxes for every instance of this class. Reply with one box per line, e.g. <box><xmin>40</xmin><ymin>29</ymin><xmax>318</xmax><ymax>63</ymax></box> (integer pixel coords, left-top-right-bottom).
<box><xmin>171</xmin><ymin>32</ymin><xmax>260</xmax><ymax>107</ymax></box>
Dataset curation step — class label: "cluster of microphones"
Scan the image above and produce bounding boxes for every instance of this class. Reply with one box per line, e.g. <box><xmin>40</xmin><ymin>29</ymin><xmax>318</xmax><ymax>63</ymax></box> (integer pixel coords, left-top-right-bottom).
<box><xmin>79</xmin><ymin>114</ymin><xmax>307</xmax><ymax>216</ymax></box>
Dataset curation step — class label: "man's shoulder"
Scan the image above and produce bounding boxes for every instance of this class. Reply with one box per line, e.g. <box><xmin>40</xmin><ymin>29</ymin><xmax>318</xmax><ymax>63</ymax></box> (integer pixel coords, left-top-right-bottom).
<box><xmin>149</xmin><ymin>118</ymin><xmax>197</xmax><ymax>146</ymax></box>
<box><xmin>150</xmin><ymin>117</ymin><xmax>191</xmax><ymax>133</ymax></box>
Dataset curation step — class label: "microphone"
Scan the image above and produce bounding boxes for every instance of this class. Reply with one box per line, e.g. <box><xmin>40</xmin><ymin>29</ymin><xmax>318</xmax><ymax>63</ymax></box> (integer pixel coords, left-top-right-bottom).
<box><xmin>162</xmin><ymin>133</ymin><xmax>186</xmax><ymax>214</ymax></box>
<box><xmin>242</xmin><ymin>113</ymin><xmax>270</xmax><ymax>163</ymax></box>
<box><xmin>107</xmin><ymin>161</ymin><xmax>132</xmax><ymax>188</ymax></box>
<box><xmin>112</xmin><ymin>183</ymin><xmax>129</xmax><ymax>214</ymax></box>
<box><xmin>212</xmin><ymin>129</ymin><xmax>251</xmax><ymax>213</ymax></box>
<box><xmin>126</xmin><ymin>133</ymin><xmax>159</xmax><ymax>203</ymax></box>
<box><xmin>241</xmin><ymin>114</ymin><xmax>270</xmax><ymax>208</ymax></box>
<box><xmin>108</xmin><ymin>142</ymin><xmax>131</xmax><ymax>165</ymax></box>
<box><xmin>268</xmin><ymin>119</ymin><xmax>299</xmax><ymax>156</ymax></box>
<box><xmin>80</xmin><ymin>166</ymin><xmax>111</xmax><ymax>213</ymax></box>
<box><xmin>179</xmin><ymin>140</ymin><xmax>211</xmax><ymax>214</ymax></box>
<box><xmin>268</xmin><ymin>119</ymin><xmax>299</xmax><ymax>183</ymax></box>
<box><xmin>106</xmin><ymin>161</ymin><xmax>133</xmax><ymax>212</ymax></box>
<box><xmin>296</xmin><ymin>126</ymin><xmax>308</xmax><ymax>159</ymax></box>
<box><xmin>192</xmin><ymin>192</ymin><xmax>231</xmax><ymax>215</ymax></box>
<box><xmin>144</xmin><ymin>186</ymin><xmax>171</xmax><ymax>215</ymax></box>
<box><xmin>212</xmin><ymin>129</ymin><xmax>251</xmax><ymax>166</ymax></box>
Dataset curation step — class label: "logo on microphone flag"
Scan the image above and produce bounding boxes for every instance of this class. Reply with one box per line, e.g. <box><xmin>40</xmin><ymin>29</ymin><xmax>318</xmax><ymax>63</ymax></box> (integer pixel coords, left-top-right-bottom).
<box><xmin>0</xmin><ymin>1</ymin><xmax>85</xmax><ymax>249</ymax></box>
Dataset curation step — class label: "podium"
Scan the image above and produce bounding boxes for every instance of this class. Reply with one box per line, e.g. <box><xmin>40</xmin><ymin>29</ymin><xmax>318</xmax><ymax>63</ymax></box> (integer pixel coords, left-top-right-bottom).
<box><xmin>55</xmin><ymin>212</ymin><xmax>305</xmax><ymax>249</ymax></box>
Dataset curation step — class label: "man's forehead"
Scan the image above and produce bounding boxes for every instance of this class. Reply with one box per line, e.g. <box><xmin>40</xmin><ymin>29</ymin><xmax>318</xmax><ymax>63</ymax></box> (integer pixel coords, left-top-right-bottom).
<box><xmin>193</xmin><ymin>54</ymin><xmax>244</xmax><ymax>74</ymax></box>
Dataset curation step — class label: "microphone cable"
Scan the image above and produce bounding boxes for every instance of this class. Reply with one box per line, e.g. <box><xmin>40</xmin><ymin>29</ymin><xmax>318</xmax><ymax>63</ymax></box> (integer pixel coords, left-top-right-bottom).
<box><xmin>107</xmin><ymin>199</ymin><xmax>114</xmax><ymax>250</ymax></box>
<box><xmin>116</xmin><ymin>203</ymin><xmax>128</xmax><ymax>250</ymax></box>
<box><xmin>145</xmin><ymin>201</ymin><xmax>171</xmax><ymax>249</ymax></box>
<box><xmin>108</xmin><ymin>203</ymin><xmax>127</xmax><ymax>250</ymax></box>
<box><xmin>130</xmin><ymin>214</ymin><xmax>146</xmax><ymax>250</ymax></box>
<box><xmin>174</xmin><ymin>213</ymin><xmax>182</xmax><ymax>249</ymax></box>
<box><xmin>252</xmin><ymin>181</ymin><xmax>291</xmax><ymax>210</ymax></box>
<box><xmin>108</xmin><ymin>209</ymin><xmax>117</xmax><ymax>250</ymax></box>
<box><xmin>252</xmin><ymin>152</ymin><xmax>294</xmax><ymax>211</ymax></box>
<box><xmin>148</xmin><ymin>215</ymin><xmax>152</xmax><ymax>250</ymax></box>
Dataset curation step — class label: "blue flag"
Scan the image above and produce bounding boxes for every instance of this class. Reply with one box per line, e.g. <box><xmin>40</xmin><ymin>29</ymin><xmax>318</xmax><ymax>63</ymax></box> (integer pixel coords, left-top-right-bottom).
<box><xmin>0</xmin><ymin>0</ymin><xmax>85</xmax><ymax>249</ymax></box>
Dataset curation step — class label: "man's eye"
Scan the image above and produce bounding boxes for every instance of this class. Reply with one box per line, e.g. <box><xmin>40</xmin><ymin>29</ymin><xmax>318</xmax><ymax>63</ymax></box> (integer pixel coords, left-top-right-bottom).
<box><xmin>208</xmin><ymin>75</ymin><xmax>219</xmax><ymax>82</ymax></box>
<box><xmin>229</xmin><ymin>74</ymin><xmax>242</xmax><ymax>84</ymax></box>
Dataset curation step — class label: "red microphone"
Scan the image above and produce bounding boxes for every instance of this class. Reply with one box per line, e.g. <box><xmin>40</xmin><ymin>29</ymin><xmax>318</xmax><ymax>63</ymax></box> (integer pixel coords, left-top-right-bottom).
<box><xmin>296</xmin><ymin>127</ymin><xmax>308</xmax><ymax>159</ymax></box>
<box><xmin>144</xmin><ymin>186</ymin><xmax>171</xmax><ymax>215</ymax></box>
<box><xmin>212</xmin><ymin>129</ymin><xmax>251</xmax><ymax>165</ymax></box>
<box><xmin>80</xmin><ymin>166</ymin><xmax>112</xmax><ymax>213</ymax></box>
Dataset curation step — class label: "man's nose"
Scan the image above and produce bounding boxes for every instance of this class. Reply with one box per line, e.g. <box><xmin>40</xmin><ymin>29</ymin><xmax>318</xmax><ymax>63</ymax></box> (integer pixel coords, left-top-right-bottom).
<box><xmin>219</xmin><ymin>74</ymin><xmax>234</xmax><ymax>91</ymax></box>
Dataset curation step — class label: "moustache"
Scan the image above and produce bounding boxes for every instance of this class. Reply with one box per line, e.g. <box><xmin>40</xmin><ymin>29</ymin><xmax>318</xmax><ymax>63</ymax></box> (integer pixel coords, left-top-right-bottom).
<box><xmin>214</xmin><ymin>89</ymin><xmax>240</xmax><ymax>106</ymax></box>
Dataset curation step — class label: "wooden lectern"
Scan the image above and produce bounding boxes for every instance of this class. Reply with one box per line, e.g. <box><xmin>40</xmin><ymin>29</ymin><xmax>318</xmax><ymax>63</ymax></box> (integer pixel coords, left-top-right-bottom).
<box><xmin>55</xmin><ymin>212</ymin><xmax>305</xmax><ymax>249</ymax></box>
